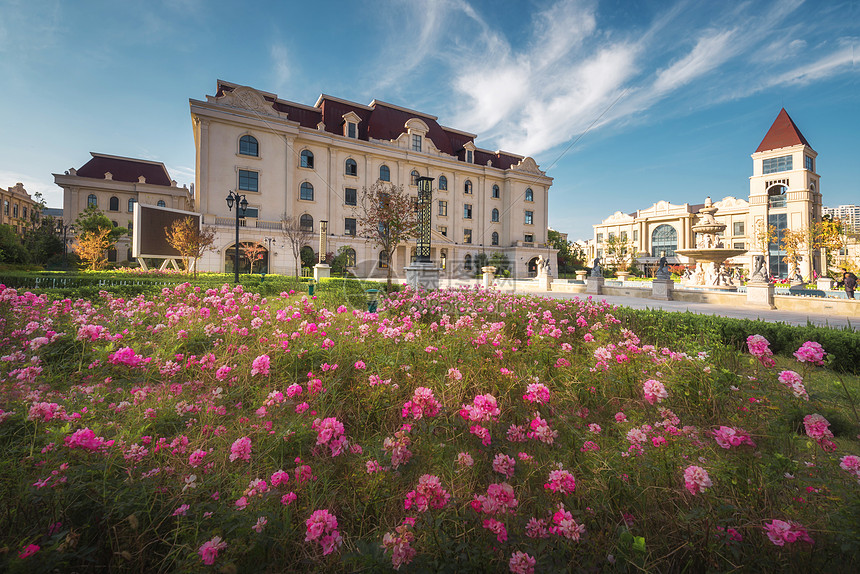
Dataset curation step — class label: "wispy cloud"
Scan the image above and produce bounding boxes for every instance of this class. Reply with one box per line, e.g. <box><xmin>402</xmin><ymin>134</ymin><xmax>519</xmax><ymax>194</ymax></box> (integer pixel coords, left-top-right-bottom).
<box><xmin>270</xmin><ymin>43</ymin><xmax>291</xmax><ymax>90</ymax></box>
<box><xmin>367</xmin><ymin>0</ymin><xmax>856</xmax><ymax>159</ymax></box>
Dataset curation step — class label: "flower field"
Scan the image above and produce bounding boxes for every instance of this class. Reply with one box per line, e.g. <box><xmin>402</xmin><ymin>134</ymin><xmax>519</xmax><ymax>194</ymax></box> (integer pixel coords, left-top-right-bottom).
<box><xmin>0</xmin><ymin>283</ymin><xmax>858</xmax><ymax>572</ymax></box>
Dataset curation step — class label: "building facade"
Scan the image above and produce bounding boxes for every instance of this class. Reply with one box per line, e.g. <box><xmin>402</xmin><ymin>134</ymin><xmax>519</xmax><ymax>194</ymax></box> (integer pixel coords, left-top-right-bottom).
<box><xmin>54</xmin><ymin>153</ymin><xmax>193</xmax><ymax>264</ymax></box>
<box><xmin>1</xmin><ymin>182</ymin><xmax>38</xmax><ymax>235</ymax></box>
<box><xmin>823</xmin><ymin>204</ymin><xmax>860</xmax><ymax>235</ymax></box>
<box><xmin>189</xmin><ymin>81</ymin><xmax>555</xmax><ymax>278</ymax></box>
<box><xmin>590</xmin><ymin>109</ymin><xmax>823</xmax><ymax>278</ymax></box>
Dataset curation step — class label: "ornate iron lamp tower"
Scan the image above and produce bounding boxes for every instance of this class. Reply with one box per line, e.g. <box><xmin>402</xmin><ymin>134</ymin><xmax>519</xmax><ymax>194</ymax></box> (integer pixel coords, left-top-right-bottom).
<box><xmin>415</xmin><ymin>176</ymin><xmax>434</xmax><ymax>263</ymax></box>
<box><xmin>225</xmin><ymin>190</ymin><xmax>248</xmax><ymax>283</ymax></box>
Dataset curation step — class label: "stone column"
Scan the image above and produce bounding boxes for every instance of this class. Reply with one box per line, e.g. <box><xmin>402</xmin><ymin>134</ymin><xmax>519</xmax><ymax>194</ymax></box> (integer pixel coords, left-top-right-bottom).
<box><xmin>586</xmin><ymin>276</ymin><xmax>604</xmax><ymax>294</ymax></box>
<box><xmin>481</xmin><ymin>266</ymin><xmax>496</xmax><ymax>289</ymax></box>
<box><xmin>746</xmin><ymin>281</ymin><xmax>775</xmax><ymax>309</ymax></box>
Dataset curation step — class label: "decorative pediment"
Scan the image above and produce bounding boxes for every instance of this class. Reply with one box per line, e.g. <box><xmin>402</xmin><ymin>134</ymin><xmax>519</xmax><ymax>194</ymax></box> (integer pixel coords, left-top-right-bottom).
<box><xmin>405</xmin><ymin>118</ymin><xmax>430</xmax><ymax>133</ymax></box>
<box><xmin>604</xmin><ymin>211</ymin><xmax>635</xmax><ymax>224</ymax></box>
<box><xmin>216</xmin><ymin>86</ymin><xmax>282</xmax><ymax>118</ymax></box>
<box><xmin>511</xmin><ymin>157</ymin><xmax>545</xmax><ymax>176</ymax></box>
<box><xmin>640</xmin><ymin>200</ymin><xmax>688</xmax><ymax>216</ymax></box>
<box><xmin>713</xmin><ymin>196</ymin><xmax>749</xmax><ymax>209</ymax></box>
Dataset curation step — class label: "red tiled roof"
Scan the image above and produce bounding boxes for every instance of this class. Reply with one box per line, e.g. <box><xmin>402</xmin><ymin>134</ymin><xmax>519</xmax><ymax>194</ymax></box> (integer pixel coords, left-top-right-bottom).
<box><xmin>76</xmin><ymin>153</ymin><xmax>173</xmax><ymax>186</ymax></box>
<box><xmin>755</xmin><ymin>108</ymin><xmax>811</xmax><ymax>153</ymax></box>
<box><xmin>215</xmin><ymin>81</ymin><xmax>533</xmax><ymax>170</ymax></box>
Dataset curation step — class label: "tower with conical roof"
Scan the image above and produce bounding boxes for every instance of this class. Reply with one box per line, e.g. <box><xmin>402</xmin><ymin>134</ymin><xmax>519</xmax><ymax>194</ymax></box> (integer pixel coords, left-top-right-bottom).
<box><xmin>748</xmin><ymin>108</ymin><xmax>822</xmax><ymax>279</ymax></box>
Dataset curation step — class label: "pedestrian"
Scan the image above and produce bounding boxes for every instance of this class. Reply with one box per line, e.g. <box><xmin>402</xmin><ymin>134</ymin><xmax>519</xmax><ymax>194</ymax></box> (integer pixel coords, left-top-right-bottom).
<box><xmin>841</xmin><ymin>268</ymin><xmax>857</xmax><ymax>299</ymax></box>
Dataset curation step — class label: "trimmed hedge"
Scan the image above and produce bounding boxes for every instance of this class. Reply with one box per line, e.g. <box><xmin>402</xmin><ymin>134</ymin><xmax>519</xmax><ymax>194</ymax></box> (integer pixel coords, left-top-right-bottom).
<box><xmin>614</xmin><ymin>307</ymin><xmax>860</xmax><ymax>374</ymax></box>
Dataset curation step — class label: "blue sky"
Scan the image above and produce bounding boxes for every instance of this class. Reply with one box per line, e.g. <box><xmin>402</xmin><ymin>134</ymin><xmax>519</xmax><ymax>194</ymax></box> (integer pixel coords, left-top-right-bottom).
<box><xmin>1</xmin><ymin>0</ymin><xmax>857</xmax><ymax>240</ymax></box>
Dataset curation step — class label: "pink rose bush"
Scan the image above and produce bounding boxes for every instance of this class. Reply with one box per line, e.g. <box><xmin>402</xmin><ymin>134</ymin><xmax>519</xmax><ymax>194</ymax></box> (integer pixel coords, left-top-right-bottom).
<box><xmin>747</xmin><ymin>335</ymin><xmax>775</xmax><ymax>367</ymax></box>
<box><xmin>198</xmin><ymin>536</ymin><xmax>227</xmax><ymax>565</ymax></box>
<box><xmin>683</xmin><ymin>465</ymin><xmax>712</xmax><ymax>495</ymax></box>
<box><xmin>404</xmin><ymin>474</ymin><xmax>450</xmax><ymax>512</ymax></box>
<box><xmin>763</xmin><ymin>519</ymin><xmax>814</xmax><ymax>546</ymax></box>
<box><xmin>305</xmin><ymin>509</ymin><xmax>342</xmax><ymax>555</ymax></box>
<box><xmin>793</xmin><ymin>341</ymin><xmax>826</xmax><ymax>366</ymax></box>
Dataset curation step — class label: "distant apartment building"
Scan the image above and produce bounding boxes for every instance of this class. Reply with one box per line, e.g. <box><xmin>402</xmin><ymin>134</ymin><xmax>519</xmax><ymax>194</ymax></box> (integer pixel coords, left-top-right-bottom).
<box><xmin>54</xmin><ymin>153</ymin><xmax>193</xmax><ymax>263</ymax></box>
<box><xmin>823</xmin><ymin>204</ymin><xmax>860</xmax><ymax>235</ymax></box>
<box><xmin>1</xmin><ymin>182</ymin><xmax>38</xmax><ymax>235</ymax></box>
<box><xmin>189</xmin><ymin>80</ymin><xmax>555</xmax><ymax>278</ymax></box>
<box><xmin>590</xmin><ymin>109</ymin><xmax>824</xmax><ymax>278</ymax></box>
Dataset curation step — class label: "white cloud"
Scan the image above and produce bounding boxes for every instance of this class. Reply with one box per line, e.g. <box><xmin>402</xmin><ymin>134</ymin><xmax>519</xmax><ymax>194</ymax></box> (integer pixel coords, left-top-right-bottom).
<box><xmin>270</xmin><ymin>43</ymin><xmax>291</xmax><ymax>89</ymax></box>
<box><xmin>651</xmin><ymin>29</ymin><xmax>738</xmax><ymax>94</ymax></box>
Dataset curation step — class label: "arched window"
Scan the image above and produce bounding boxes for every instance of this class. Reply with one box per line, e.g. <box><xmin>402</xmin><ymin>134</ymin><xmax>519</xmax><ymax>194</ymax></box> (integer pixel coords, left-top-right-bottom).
<box><xmin>411</xmin><ymin>170</ymin><xmax>420</xmax><ymax>185</ymax></box>
<box><xmin>491</xmin><ymin>231</ymin><xmax>499</xmax><ymax>246</ymax></box>
<box><xmin>768</xmin><ymin>184</ymin><xmax>787</xmax><ymax>208</ymax></box>
<box><xmin>239</xmin><ymin>135</ymin><xmax>259</xmax><ymax>157</ymax></box>
<box><xmin>525</xmin><ymin>188</ymin><xmax>534</xmax><ymax>202</ymax></box>
<box><xmin>464</xmin><ymin>180</ymin><xmax>472</xmax><ymax>194</ymax></box>
<box><xmin>109</xmin><ymin>196</ymin><xmax>119</xmax><ymax>211</ymax></box>
<box><xmin>111</xmin><ymin>220</ymin><xmax>118</xmax><ymax>228</ymax></box>
<box><xmin>300</xmin><ymin>182</ymin><xmax>314</xmax><ymax>201</ymax></box>
<box><xmin>491</xmin><ymin>208</ymin><xmax>500</xmax><ymax>222</ymax></box>
<box><xmin>300</xmin><ymin>214</ymin><xmax>313</xmax><ymax>231</ymax></box>
<box><xmin>379</xmin><ymin>165</ymin><xmax>390</xmax><ymax>182</ymax></box>
<box><xmin>87</xmin><ymin>194</ymin><xmax>98</xmax><ymax>208</ymax></box>
<box><xmin>157</xmin><ymin>200</ymin><xmax>166</xmax><ymax>207</ymax></box>
<box><xmin>128</xmin><ymin>198</ymin><xmax>136</xmax><ymax>212</ymax></box>
<box><xmin>378</xmin><ymin>251</ymin><xmax>389</xmax><ymax>269</ymax></box>
<box><xmin>464</xmin><ymin>254</ymin><xmax>472</xmax><ymax>271</ymax></box>
<box><xmin>344</xmin><ymin>248</ymin><xmax>356</xmax><ymax>267</ymax></box>
<box><xmin>492</xmin><ymin>184</ymin><xmax>500</xmax><ymax>199</ymax></box>
<box><xmin>345</xmin><ymin>158</ymin><xmax>357</xmax><ymax>176</ymax></box>
<box><xmin>107</xmin><ymin>248</ymin><xmax>117</xmax><ymax>262</ymax></box>
<box><xmin>438</xmin><ymin>175</ymin><xmax>448</xmax><ymax>190</ymax></box>
<box><xmin>300</xmin><ymin>149</ymin><xmax>314</xmax><ymax>169</ymax></box>
<box><xmin>651</xmin><ymin>224</ymin><xmax>678</xmax><ymax>258</ymax></box>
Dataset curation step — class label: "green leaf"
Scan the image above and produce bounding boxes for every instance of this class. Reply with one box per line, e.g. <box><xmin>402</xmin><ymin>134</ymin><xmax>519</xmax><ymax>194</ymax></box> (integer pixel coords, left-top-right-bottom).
<box><xmin>633</xmin><ymin>536</ymin><xmax>646</xmax><ymax>552</ymax></box>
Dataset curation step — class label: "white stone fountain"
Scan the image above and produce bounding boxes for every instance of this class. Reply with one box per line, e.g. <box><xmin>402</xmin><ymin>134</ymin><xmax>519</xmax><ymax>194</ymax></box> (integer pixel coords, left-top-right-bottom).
<box><xmin>674</xmin><ymin>197</ymin><xmax>746</xmax><ymax>291</ymax></box>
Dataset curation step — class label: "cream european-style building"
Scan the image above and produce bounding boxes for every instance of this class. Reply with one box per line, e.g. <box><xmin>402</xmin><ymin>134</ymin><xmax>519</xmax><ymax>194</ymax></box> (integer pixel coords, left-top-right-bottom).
<box><xmin>590</xmin><ymin>109</ymin><xmax>824</xmax><ymax>279</ymax></box>
<box><xmin>54</xmin><ymin>153</ymin><xmax>193</xmax><ymax>264</ymax></box>
<box><xmin>0</xmin><ymin>182</ymin><xmax>38</xmax><ymax>235</ymax></box>
<box><xmin>189</xmin><ymin>81</ymin><xmax>556</xmax><ymax>278</ymax></box>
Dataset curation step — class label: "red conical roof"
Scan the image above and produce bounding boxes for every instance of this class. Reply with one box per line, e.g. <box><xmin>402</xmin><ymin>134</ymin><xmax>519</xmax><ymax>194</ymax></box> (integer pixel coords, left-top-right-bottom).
<box><xmin>755</xmin><ymin>108</ymin><xmax>810</xmax><ymax>153</ymax></box>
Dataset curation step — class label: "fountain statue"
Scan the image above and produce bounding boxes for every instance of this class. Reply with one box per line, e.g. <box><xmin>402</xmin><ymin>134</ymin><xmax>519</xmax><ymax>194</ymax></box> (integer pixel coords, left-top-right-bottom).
<box><xmin>674</xmin><ymin>197</ymin><xmax>746</xmax><ymax>290</ymax></box>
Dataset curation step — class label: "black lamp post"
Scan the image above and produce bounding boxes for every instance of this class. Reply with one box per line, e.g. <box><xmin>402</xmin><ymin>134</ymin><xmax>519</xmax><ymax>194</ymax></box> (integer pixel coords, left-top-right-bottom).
<box><xmin>226</xmin><ymin>190</ymin><xmax>248</xmax><ymax>283</ymax></box>
<box><xmin>56</xmin><ymin>220</ymin><xmax>74</xmax><ymax>270</ymax></box>
<box><xmin>415</xmin><ymin>176</ymin><xmax>434</xmax><ymax>263</ymax></box>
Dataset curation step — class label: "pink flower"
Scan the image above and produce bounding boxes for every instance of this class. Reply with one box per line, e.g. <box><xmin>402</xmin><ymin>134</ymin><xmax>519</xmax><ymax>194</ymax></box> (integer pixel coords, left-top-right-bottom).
<box><xmin>188</xmin><ymin>449</ymin><xmax>208</xmax><ymax>467</ymax></box>
<box><xmin>305</xmin><ymin>509</ymin><xmax>343</xmax><ymax>555</ymax></box>
<box><xmin>18</xmin><ymin>544</ymin><xmax>40</xmax><ymax>559</ymax></box>
<box><xmin>712</xmin><ymin>426</ymin><xmax>756</xmax><ymax>449</ymax></box>
<box><xmin>523</xmin><ymin>383</ymin><xmax>550</xmax><ymax>404</ymax></box>
<box><xmin>382</xmin><ymin>520</ymin><xmax>417</xmax><ymax>570</ymax></box>
<box><xmin>793</xmin><ymin>341</ymin><xmax>826</xmax><ymax>365</ymax></box>
<box><xmin>544</xmin><ymin>469</ymin><xmax>576</xmax><ymax>494</ymax></box>
<box><xmin>471</xmin><ymin>482</ymin><xmax>518</xmax><ymax>515</ymax></box>
<box><xmin>354</xmin><ymin>360</ymin><xmax>366</xmax><ymax>369</ymax></box>
<box><xmin>198</xmin><ymin>536</ymin><xmax>227</xmax><ymax>565</ymax></box>
<box><xmin>401</xmin><ymin>386</ymin><xmax>441</xmax><ymax>420</ymax></box>
<box><xmin>527</xmin><ymin>414</ymin><xmax>558</xmax><ymax>445</ymax></box>
<box><xmin>683</xmin><ymin>465</ymin><xmax>712</xmax><ymax>495</ymax></box>
<box><xmin>643</xmin><ymin>379</ymin><xmax>668</xmax><ymax>404</ymax></box>
<box><xmin>839</xmin><ymin>455</ymin><xmax>860</xmax><ymax>480</ymax></box>
<box><xmin>470</xmin><ymin>424</ymin><xmax>492</xmax><ymax>446</ymax></box>
<box><xmin>270</xmin><ymin>470</ymin><xmax>290</xmax><ymax>487</ymax></box>
<box><xmin>459</xmin><ymin>393</ymin><xmax>500</xmax><ymax>422</ymax></box>
<box><xmin>295</xmin><ymin>402</ymin><xmax>310</xmax><ymax>414</ymax></box>
<box><xmin>447</xmin><ymin>367</ymin><xmax>463</xmax><ymax>381</ymax></box>
<box><xmin>525</xmin><ymin>517</ymin><xmax>550</xmax><ymax>539</ymax></box>
<box><xmin>251</xmin><ymin>354</ymin><xmax>271</xmax><ymax>376</ymax></box>
<box><xmin>281</xmin><ymin>492</ymin><xmax>297</xmax><ymax>505</ymax></box>
<box><xmin>457</xmin><ymin>452</ymin><xmax>474</xmax><ymax>467</ymax></box>
<box><xmin>747</xmin><ymin>334</ymin><xmax>775</xmax><ymax>367</ymax></box>
<box><xmin>614</xmin><ymin>412</ymin><xmax>627</xmax><ymax>423</ymax></box>
<box><xmin>550</xmin><ymin>504</ymin><xmax>586</xmax><ymax>540</ymax></box>
<box><xmin>482</xmin><ymin>517</ymin><xmax>508</xmax><ymax>543</ymax></box>
<box><xmin>252</xmin><ymin>516</ymin><xmax>268</xmax><ymax>533</ymax></box>
<box><xmin>493</xmin><ymin>453</ymin><xmax>516</xmax><ymax>478</ymax></box>
<box><xmin>229</xmin><ymin>436</ymin><xmax>252</xmax><ymax>462</ymax></box>
<box><xmin>65</xmin><ymin>427</ymin><xmax>114</xmax><ymax>451</ymax></box>
<box><xmin>803</xmin><ymin>414</ymin><xmax>836</xmax><ymax>451</ymax></box>
<box><xmin>404</xmin><ymin>474</ymin><xmax>450</xmax><ymax>512</ymax></box>
<box><xmin>312</xmin><ymin>417</ymin><xmax>346</xmax><ymax>456</ymax></box>
<box><xmin>778</xmin><ymin>370</ymin><xmax>809</xmax><ymax>400</ymax></box>
<box><xmin>763</xmin><ymin>519</ymin><xmax>814</xmax><ymax>546</ymax></box>
<box><xmin>509</xmin><ymin>551</ymin><xmax>536</xmax><ymax>574</ymax></box>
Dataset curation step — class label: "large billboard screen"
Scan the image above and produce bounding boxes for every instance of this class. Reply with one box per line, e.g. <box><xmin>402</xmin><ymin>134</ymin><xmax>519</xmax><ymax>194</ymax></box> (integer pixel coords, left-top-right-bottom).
<box><xmin>132</xmin><ymin>203</ymin><xmax>201</xmax><ymax>258</ymax></box>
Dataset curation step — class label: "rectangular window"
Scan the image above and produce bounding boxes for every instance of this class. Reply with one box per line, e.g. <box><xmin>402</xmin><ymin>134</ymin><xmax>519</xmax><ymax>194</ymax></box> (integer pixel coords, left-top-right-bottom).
<box><xmin>466</xmin><ymin>150</ymin><xmax>473</xmax><ymax>163</ymax></box>
<box><xmin>463</xmin><ymin>229</ymin><xmax>472</xmax><ymax>244</ymax></box>
<box><xmin>3</xmin><ymin>201</ymin><xmax>8</xmax><ymax>215</ymax></box>
<box><xmin>524</xmin><ymin>233</ymin><xmax>534</xmax><ymax>243</ymax></box>
<box><xmin>412</xmin><ymin>134</ymin><xmax>422</xmax><ymax>152</ymax></box>
<box><xmin>733</xmin><ymin>221</ymin><xmax>745</xmax><ymax>236</ymax></box>
<box><xmin>348</xmin><ymin>122</ymin><xmax>356</xmax><ymax>138</ymax></box>
<box><xmin>608</xmin><ymin>232</ymin><xmax>615</xmax><ymax>240</ymax></box>
<box><xmin>438</xmin><ymin>225</ymin><xmax>447</xmax><ymax>237</ymax></box>
<box><xmin>762</xmin><ymin>155</ymin><xmax>792</xmax><ymax>174</ymax></box>
<box><xmin>344</xmin><ymin>218</ymin><xmax>356</xmax><ymax>236</ymax></box>
<box><xmin>596</xmin><ymin>233</ymin><xmax>604</xmax><ymax>243</ymax></box>
<box><xmin>345</xmin><ymin>188</ymin><xmax>357</xmax><ymax>206</ymax></box>
<box><xmin>524</xmin><ymin>211</ymin><xmax>533</xmax><ymax>225</ymax></box>
<box><xmin>438</xmin><ymin>200</ymin><xmax>447</xmax><ymax>216</ymax></box>
<box><xmin>632</xmin><ymin>230</ymin><xmax>638</xmax><ymax>242</ymax></box>
<box><xmin>804</xmin><ymin>155</ymin><xmax>814</xmax><ymax>171</ymax></box>
<box><xmin>13</xmin><ymin>205</ymin><xmax>18</xmax><ymax>217</ymax></box>
<box><xmin>23</xmin><ymin>207</ymin><xmax>28</xmax><ymax>219</ymax></box>
<box><xmin>240</xmin><ymin>207</ymin><xmax>259</xmax><ymax>219</ymax></box>
<box><xmin>597</xmin><ymin>248</ymin><xmax>603</xmax><ymax>258</ymax></box>
<box><xmin>620</xmin><ymin>231</ymin><xmax>627</xmax><ymax>241</ymax></box>
<box><xmin>733</xmin><ymin>242</ymin><xmax>745</xmax><ymax>249</ymax></box>
<box><xmin>464</xmin><ymin>204</ymin><xmax>472</xmax><ymax>219</ymax></box>
<box><xmin>238</xmin><ymin>170</ymin><xmax>258</xmax><ymax>192</ymax></box>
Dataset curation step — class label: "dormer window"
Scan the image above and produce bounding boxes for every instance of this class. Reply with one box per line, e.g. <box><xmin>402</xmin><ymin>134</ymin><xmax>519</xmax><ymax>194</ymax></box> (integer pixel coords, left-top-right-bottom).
<box><xmin>412</xmin><ymin>134</ymin><xmax>422</xmax><ymax>152</ymax></box>
<box><xmin>342</xmin><ymin>111</ymin><xmax>362</xmax><ymax>139</ymax></box>
<box><xmin>463</xmin><ymin>141</ymin><xmax>476</xmax><ymax>164</ymax></box>
<box><xmin>466</xmin><ymin>150</ymin><xmax>473</xmax><ymax>163</ymax></box>
<box><xmin>405</xmin><ymin>118</ymin><xmax>430</xmax><ymax>154</ymax></box>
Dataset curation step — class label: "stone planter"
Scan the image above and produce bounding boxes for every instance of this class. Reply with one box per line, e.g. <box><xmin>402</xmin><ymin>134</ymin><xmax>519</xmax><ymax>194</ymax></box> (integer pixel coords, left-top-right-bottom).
<box><xmin>481</xmin><ymin>266</ymin><xmax>496</xmax><ymax>289</ymax></box>
<box><xmin>616</xmin><ymin>272</ymin><xmax>630</xmax><ymax>282</ymax></box>
<box><xmin>575</xmin><ymin>270</ymin><xmax>588</xmax><ymax>282</ymax></box>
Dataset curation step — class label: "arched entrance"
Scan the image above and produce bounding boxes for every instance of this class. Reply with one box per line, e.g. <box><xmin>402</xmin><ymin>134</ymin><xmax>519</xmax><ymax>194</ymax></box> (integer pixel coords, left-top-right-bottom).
<box><xmin>651</xmin><ymin>225</ymin><xmax>677</xmax><ymax>258</ymax></box>
<box><xmin>527</xmin><ymin>256</ymin><xmax>539</xmax><ymax>277</ymax></box>
<box><xmin>225</xmin><ymin>242</ymin><xmax>269</xmax><ymax>275</ymax></box>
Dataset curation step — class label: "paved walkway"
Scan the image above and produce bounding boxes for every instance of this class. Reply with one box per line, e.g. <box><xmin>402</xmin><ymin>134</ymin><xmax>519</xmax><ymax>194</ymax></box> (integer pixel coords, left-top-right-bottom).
<box><xmin>434</xmin><ymin>279</ymin><xmax>858</xmax><ymax>330</ymax></box>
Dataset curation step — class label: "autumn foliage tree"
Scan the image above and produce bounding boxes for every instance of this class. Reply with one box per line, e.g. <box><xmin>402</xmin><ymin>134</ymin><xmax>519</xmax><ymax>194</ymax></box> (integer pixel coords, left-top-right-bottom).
<box><xmin>243</xmin><ymin>242</ymin><xmax>267</xmax><ymax>274</ymax></box>
<box><xmin>164</xmin><ymin>216</ymin><xmax>216</xmax><ymax>276</ymax></box>
<box><xmin>73</xmin><ymin>206</ymin><xmax>126</xmax><ymax>270</ymax></box>
<box><xmin>359</xmin><ymin>181</ymin><xmax>418</xmax><ymax>288</ymax></box>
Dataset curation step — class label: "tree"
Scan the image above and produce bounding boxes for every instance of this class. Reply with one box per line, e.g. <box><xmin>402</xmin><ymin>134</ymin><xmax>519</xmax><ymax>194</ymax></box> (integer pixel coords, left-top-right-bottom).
<box><xmin>547</xmin><ymin>229</ymin><xmax>584</xmax><ymax>273</ymax></box>
<box><xmin>73</xmin><ymin>227</ymin><xmax>113</xmax><ymax>270</ymax></box>
<box><xmin>780</xmin><ymin>228</ymin><xmax>807</xmax><ymax>277</ymax></box>
<box><xmin>603</xmin><ymin>234</ymin><xmax>635</xmax><ymax>270</ymax></box>
<box><xmin>164</xmin><ymin>216</ymin><xmax>216</xmax><ymax>277</ymax></box>
<box><xmin>0</xmin><ymin>224</ymin><xmax>28</xmax><ymax>264</ymax></box>
<box><xmin>73</xmin><ymin>206</ymin><xmax>126</xmax><ymax>270</ymax></box>
<box><xmin>22</xmin><ymin>216</ymin><xmax>63</xmax><ymax>266</ymax></box>
<box><xmin>751</xmin><ymin>220</ymin><xmax>776</xmax><ymax>255</ymax></box>
<box><xmin>488</xmin><ymin>252</ymin><xmax>511</xmax><ymax>277</ymax></box>
<box><xmin>243</xmin><ymin>242</ymin><xmax>267</xmax><ymax>274</ymax></box>
<box><xmin>280</xmin><ymin>214</ymin><xmax>314</xmax><ymax>277</ymax></box>
<box><xmin>359</xmin><ymin>181</ymin><xmax>418</xmax><ymax>288</ymax></box>
<box><xmin>812</xmin><ymin>216</ymin><xmax>845</xmax><ymax>272</ymax></box>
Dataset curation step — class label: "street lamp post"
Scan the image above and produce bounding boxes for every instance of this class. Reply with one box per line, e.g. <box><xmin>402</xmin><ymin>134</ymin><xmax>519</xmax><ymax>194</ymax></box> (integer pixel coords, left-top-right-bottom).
<box><xmin>226</xmin><ymin>190</ymin><xmax>248</xmax><ymax>283</ymax></box>
<box><xmin>415</xmin><ymin>176</ymin><xmax>434</xmax><ymax>263</ymax></box>
<box><xmin>56</xmin><ymin>220</ymin><xmax>74</xmax><ymax>270</ymax></box>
